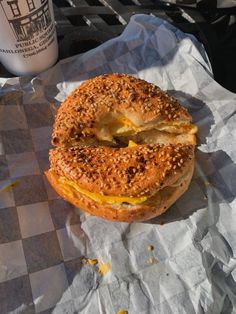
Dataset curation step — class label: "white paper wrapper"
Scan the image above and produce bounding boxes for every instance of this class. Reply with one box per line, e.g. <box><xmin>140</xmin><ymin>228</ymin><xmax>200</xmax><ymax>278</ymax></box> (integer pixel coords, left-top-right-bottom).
<box><xmin>0</xmin><ymin>14</ymin><xmax>236</xmax><ymax>314</ymax></box>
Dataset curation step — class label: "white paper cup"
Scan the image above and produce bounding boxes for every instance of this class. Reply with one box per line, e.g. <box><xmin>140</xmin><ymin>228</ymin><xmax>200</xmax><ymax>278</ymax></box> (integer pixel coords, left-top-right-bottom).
<box><xmin>0</xmin><ymin>0</ymin><xmax>58</xmax><ymax>76</ymax></box>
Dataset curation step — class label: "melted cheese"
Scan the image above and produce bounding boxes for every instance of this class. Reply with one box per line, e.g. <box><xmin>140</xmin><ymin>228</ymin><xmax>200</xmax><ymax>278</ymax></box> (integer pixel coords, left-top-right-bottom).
<box><xmin>58</xmin><ymin>177</ymin><xmax>147</xmax><ymax>205</ymax></box>
<box><xmin>128</xmin><ymin>140</ymin><xmax>138</xmax><ymax>147</ymax></box>
<box><xmin>58</xmin><ymin>172</ymin><xmax>187</xmax><ymax>206</ymax></box>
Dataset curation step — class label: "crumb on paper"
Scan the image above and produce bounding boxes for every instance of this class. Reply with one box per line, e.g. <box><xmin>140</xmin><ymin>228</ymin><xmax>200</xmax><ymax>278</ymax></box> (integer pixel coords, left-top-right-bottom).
<box><xmin>204</xmin><ymin>181</ymin><xmax>211</xmax><ymax>187</ymax></box>
<box><xmin>88</xmin><ymin>259</ymin><xmax>98</xmax><ymax>266</ymax></box>
<box><xmin>82</xmin><ymin>257</ymin><xmax>98</xmax><ymax>266</ymax></box>
<box><xmin>147</xmin><ymin>245</ymin><xmax>154</xmax><ymax>251</ymax></box>
<box><xmin>147</xmin><ymin>257</ymin><xmax>157</xmax><ymax>265</ymax></box>
<box><xmin>82</xmin><ymin>257</ymin><xmax>110</xmax><ymax>276</ymax></box>
<box><xmin>98</xmin><ymin>260</ymin><xmax>110</xmax><ymax>276</ymax></box>
<box><xmin>117</xmin><ymin>311</ymin><xmax>128</xmax><ymax>314</ymax></box>
<box><xmin>0</xmin><ymin>181</ymin><xmax>19</xmax><ymax>192</ymax></box>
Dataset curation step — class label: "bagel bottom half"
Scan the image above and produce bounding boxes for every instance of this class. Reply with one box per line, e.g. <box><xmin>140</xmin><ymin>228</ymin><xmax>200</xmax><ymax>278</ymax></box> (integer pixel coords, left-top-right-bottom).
<box><xmin>45</xmin><ymin>163</ymin><xmax>194</xmax><ymax>223</ymax></box>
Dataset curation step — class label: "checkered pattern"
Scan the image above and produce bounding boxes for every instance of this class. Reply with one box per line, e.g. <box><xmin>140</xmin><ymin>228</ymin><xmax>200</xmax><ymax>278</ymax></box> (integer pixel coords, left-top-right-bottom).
<box><xmin>1</xmin><ymin>14</ymin><xmax>236</xmax><ymax>314</ymax></box>
<box><xmin>0</xmin><ymin>91</ymin><xmax>81</xmax><ymax>313</ymax></box>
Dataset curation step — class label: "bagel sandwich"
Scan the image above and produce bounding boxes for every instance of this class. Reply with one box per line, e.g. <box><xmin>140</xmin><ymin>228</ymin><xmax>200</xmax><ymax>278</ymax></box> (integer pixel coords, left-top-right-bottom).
<box><xmin>46</xmin><ymin>73</ymin><xmax>198</xmax><ymax>222</ymax></box>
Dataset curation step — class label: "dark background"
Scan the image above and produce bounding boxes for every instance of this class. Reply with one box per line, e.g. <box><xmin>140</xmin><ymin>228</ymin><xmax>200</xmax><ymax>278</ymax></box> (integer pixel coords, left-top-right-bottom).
<box><xmin>1</xmin><ymin>0</ymin><xmax>236</xmax><ymax>93</ymax></box>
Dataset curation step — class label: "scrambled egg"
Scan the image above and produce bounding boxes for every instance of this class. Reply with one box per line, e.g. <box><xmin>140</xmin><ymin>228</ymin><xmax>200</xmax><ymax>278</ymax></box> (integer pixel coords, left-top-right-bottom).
<box><xmin>96</xmin><ymin>114</ymin><xmax>197</xmax><ymax>142</ymax></box>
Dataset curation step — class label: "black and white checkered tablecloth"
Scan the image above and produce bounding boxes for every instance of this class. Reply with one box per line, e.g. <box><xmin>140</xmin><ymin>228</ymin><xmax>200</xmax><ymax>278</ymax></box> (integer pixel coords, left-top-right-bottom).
<box><xmin>0</xmin><ymin>87</ymin><xmax>83</xmax><ymax>312</ymax></box>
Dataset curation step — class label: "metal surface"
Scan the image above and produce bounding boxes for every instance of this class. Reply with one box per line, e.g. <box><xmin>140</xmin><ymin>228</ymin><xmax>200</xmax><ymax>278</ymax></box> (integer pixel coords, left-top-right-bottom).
<box><xmin>46</xmin><ymin>0</ymin><xmax>236</xmax><ymax>92</ymax></box>
<box><xmin>54</xmin><ymin>0</ymin><xmax>215</xmax><ymax>62</ymax></box>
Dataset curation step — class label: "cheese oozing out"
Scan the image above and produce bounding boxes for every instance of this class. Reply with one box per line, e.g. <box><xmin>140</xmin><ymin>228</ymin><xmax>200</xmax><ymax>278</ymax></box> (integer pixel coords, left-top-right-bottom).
<box><xmin>128</xmin><ymin>140</ymin><xmax>138</xmax><ymax>147</ymax></box>
<box><xmin>56</xmin><ymin>165</ymin><xmax>190</xmax><ymax>206</ymax></box>
<box><xmin>58</xmin><ymin>176</ymin><xmax>148</xmax><ymax>205</ymax></box>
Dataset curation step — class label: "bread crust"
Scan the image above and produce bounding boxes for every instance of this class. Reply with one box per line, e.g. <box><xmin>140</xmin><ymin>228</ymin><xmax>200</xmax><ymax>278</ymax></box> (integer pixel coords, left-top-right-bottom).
<box><xmin>45</xmin><ymin>163</ymin><xmax>194</xmax><ymax>222</ymax></box>
<box><xmin>49</xmin><ymin>144</ymin><xmax>194</xmax><ymax>197</ymax></box>
<box><xmin>52</xmin><ymin>74</ymin><xmax>192</xmax><ymax>147</ymax></box>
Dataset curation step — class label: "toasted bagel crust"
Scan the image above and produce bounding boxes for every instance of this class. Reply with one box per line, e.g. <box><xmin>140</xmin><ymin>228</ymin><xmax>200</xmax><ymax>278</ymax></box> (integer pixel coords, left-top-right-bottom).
<box><xmin>49</xmin><ymin>144</ymin><xmax>194</xmax><ymax>197</ymax></box>
<box><xmin>45</xmin><ymin>163</ymin><xmax>194</xmax><ymax>222</ymax></box>
<box><xmin>52</xmin><ymin>74</ymin><xmax>192</xmax><ymax>147</ymax></box>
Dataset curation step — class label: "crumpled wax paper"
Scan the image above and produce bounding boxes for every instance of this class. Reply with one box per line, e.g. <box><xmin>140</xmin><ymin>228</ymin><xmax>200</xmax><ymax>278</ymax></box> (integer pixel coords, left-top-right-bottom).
<box><xmin>0</xmin><ymin>14</ymin><xmax>236</xmax><ymax>314</ymax></box>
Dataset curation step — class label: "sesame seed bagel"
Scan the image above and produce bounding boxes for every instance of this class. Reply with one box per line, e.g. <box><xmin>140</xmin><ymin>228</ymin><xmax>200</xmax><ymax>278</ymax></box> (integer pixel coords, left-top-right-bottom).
<box><xmin>52</xmin><ymin>73</ymin><xmax>197</xmax><ymax>147</ymax></box>
<box><xmin>47</xmin><ymin>73</ymin><xmax>197</xmax><ymax>222</ymax></box>
<box><xmin>45</xmin><ymin>143</ymin><xmax>195</xmax><ymax>222</ymax></box>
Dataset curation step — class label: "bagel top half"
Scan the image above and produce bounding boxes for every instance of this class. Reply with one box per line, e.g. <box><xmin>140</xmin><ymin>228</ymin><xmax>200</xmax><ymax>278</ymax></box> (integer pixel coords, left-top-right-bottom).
<box><xmin>52</xmin><ymin>73</ymin><xmax>197</xmax><ymax>147</ymax></box>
